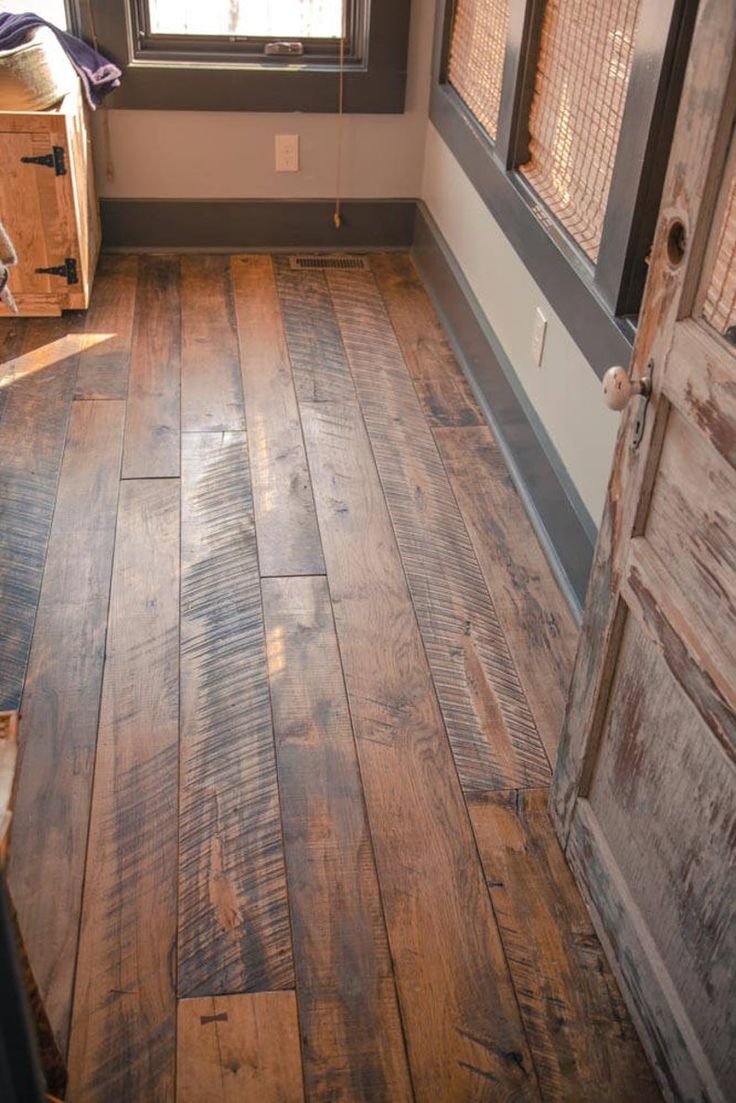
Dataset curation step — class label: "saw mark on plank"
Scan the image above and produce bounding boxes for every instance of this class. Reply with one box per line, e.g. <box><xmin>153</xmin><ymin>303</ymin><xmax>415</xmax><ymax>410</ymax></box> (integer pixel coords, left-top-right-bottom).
<box><xmin>179</xmin><ymin>432</ymin><xmax>293</xmax><ymax>996</ymax></box>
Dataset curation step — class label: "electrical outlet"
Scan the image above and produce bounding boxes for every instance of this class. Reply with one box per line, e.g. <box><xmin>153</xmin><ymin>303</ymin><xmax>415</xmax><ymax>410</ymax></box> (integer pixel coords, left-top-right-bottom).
<box><xmin>275</xmin><ymin>134</ymin><xmax>299</xmax><ymax>172</ymax></box>
<box><xmin>531</xmin><ymin>307</ymin><xmax>547</xmax><ymax>367</ymax></box>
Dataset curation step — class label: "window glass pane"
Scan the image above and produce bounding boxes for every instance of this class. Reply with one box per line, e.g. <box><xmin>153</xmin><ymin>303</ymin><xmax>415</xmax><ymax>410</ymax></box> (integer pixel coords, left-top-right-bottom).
<box><xmin>447</xmin><ymin>0</ymin><xmax>509</xmax><ymax>143</ymax></box>
<box><xmin>521</xmin><ymin>0</ymin><xmax>641</xmax><ymax>262</ymax></box>
<box><xmin>0</xmin><ymin>0</ymin><xmax>67</xmax><ymax>30</ymax></box>
<box><xmin>146</xmin><ymin>0</ymin><xmax>344</xmax><ymax>38</ymax></box>
<box><xmin>702</xmin><ymin>166</ymin><xmax>736</xmax><ymax>345</ymax></box>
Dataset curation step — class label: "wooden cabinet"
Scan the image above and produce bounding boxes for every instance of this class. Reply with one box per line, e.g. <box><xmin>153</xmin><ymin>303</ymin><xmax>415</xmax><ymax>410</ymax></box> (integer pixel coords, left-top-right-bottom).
<box><xmin>0</xmin><ymin>82</ymin><xmax>100</xmax><ymax>316</ymax></box>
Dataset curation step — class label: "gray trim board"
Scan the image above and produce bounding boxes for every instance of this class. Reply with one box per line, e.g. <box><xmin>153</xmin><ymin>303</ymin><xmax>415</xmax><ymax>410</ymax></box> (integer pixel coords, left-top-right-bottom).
<box><xmin>100</xmin><ymin>199</ymin><xmax>417</xmax><ymax>250</ymax></box>
<box><xmin>429</xmin><ymin>82</ymin><xmax>633</xmax><ymax>381</ymax></box>
<box><xmin>412</xmin><ymin>202</ymin><xmax>594</xmax><ymax>616</ymax></box>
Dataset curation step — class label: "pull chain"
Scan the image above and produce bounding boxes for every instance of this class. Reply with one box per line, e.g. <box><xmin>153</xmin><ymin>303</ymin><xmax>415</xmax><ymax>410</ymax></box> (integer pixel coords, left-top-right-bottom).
<box><xmin>333</xmin><ymin>6</ymin><xmax>345</xmax><ymax>229</ymax></box>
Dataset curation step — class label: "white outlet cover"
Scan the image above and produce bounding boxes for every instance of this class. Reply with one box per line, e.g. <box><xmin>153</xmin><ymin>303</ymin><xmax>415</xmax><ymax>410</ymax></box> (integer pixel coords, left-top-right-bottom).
<box><xmin>275</xmin><ymin>134</ymin><xmax>299</xmax><ymax>172</ymax></box>
<box><xmin>531</xmin><ymin>307</ymin><xmax>547</xmax><ymax>367</ymax></box>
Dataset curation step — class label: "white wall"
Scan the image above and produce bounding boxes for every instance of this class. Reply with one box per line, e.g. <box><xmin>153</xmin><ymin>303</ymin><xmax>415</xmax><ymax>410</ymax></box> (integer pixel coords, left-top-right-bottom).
<box><xmin>421</xmin><ymin>124</ymin><xmax>618</xmax><ymax>525</ymax></box>
<box><xmin>93</xmin><ymin>0</ymin><xmax>434</xmax><ymax>200</ymax></box>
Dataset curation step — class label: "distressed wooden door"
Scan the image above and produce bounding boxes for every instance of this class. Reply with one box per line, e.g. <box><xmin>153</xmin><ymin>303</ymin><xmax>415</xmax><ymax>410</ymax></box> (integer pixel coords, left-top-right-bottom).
<box><xmin>550</xmin><ymin>3</ymin><xmax>736</xmax><ymax>1101</ymax></box>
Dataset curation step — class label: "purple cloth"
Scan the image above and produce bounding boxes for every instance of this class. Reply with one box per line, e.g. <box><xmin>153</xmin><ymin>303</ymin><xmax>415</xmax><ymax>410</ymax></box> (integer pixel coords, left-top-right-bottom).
<box><xmin>0</xmin><ymin>12</ymin><xmax>121</xmax><ymax>108</ymax></box>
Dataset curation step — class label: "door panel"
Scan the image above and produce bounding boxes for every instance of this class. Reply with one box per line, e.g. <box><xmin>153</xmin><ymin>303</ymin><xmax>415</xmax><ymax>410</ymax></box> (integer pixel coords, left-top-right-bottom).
<box><xmin>551</xmin><ymin>2</ymin><xmax>736</xmax><ymax>1100</ymax></box>
<box><xmin>588</xmin><ymin>617</ymin><xmax>735</xmax><ymax>1086</ymax></box>
<box><xmin>0</xmin><ymin>131</ymin><xmax>53</xmax><ymax>295</ymax></box>
<box><xmin>644</xmin><ymin>407</ymin><xmax>736</xmax><ymax>680</ymax></box>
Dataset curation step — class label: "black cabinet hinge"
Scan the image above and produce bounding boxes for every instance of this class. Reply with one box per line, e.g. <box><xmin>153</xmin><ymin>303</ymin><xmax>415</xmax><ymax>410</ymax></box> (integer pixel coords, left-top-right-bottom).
<box><xmin>20</xmin><ymin>145</ymin><xmax>67</xmax><ymax>175</ymax></box>
<box><xmin>35</xmin><ymin>257</ymin><xmax>78</xmax><ymax>284</ymax></box>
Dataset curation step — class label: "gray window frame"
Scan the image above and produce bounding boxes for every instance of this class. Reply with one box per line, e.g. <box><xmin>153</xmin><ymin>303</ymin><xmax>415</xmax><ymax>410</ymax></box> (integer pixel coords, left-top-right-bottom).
<box><xmin>74</xmin><ymin>0</ymin><xmax>410</xmax><ymax>113</ymax></box>
<box><xmin>431</xmin><ymin>0</ymin><xmax>697</xmax><ymax>377</ymax></box>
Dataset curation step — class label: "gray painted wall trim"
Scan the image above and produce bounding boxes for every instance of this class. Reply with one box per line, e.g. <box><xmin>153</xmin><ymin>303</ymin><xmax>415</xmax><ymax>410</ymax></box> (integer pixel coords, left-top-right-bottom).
<box><xmin>100</xmin><ymin>199</ymin><xmax>417</xmax><ymax>250</ymax></box>
<box><xmin>412</xmin><ymin>202</ymin><xmax>594</xmax><ymax>616</ymax></box>
<box><xmin>429</xmin><ymin>83</ymin><xmax>633</xmax><ymax>382</ymax></box>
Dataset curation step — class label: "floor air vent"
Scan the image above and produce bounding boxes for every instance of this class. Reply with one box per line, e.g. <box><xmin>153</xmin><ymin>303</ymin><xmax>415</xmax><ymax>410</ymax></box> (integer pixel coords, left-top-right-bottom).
<box><xmin>289</xmin><ymin>255</ymin><xmax>369</xmax><ymax>270</ymax></box>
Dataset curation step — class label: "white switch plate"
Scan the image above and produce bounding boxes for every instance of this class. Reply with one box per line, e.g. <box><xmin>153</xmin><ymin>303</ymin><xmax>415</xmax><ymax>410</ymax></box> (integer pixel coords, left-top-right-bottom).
<box><xmin>531</xmin><ymin>307</ymin><xmax>547</xmax><ymax>367</ymax></box>
<box><xmin>275</xmin><ymin>134</ymin><xmax>299</xmax><ymax>172</ymax></box>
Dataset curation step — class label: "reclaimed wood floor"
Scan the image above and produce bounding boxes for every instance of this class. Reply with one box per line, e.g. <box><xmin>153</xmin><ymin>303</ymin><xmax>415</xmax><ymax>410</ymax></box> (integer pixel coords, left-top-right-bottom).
<box><xmin>1</xmin><ymin>253</ymin><xmax>660</xmax><ymax>1101</ymax></box>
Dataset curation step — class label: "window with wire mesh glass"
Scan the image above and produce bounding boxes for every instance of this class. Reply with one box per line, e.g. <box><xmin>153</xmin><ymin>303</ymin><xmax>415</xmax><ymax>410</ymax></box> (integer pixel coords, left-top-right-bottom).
<box><xmin>447</xmin><ymin>0</ymin><xmax>510</xmax><ymax>143</ymax></box>
<box><xmin>520</xmin><ymin>0</ymin><xmax>641</xmax><ymax>263</ymax></box>
<box><xmin>702</xmin><ymin>168</ymin><xmax>736</xmax><ymax>345</ymax></box>
<box><xmin>129</xmin><ymin>0</ymin><xmax>361</xmax><ymax>65</ymax></box>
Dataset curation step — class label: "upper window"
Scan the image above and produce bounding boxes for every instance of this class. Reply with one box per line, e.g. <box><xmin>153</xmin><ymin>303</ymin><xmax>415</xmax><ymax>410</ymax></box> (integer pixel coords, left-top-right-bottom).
<box><xmin>131</xmin><ymin>0</ymin><xmax>355</xmax><ymax>64</ymax></box>
<box><xmin>147</xmin><ymin>0</ymin><xmax>343</xmax><ymax>38</ymax></box>
<box><xmin>447</xmin><ymin>0</ymin><xmax>509</xmax><ymax>143</ymax></box>
<box><xmin>521</xmin><ymin>0</ymin><xmax>641</xmax><ymax>263</ymax></box>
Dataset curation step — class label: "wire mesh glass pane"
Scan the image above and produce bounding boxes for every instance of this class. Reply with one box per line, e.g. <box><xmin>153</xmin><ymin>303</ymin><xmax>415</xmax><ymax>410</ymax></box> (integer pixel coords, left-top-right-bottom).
<box><xmin>521</xmin><ymin>0</ymin><xmax>641</xmax><ymax>262</ymax></box>
<box><xmin>702</xmin><ymin>171</ymin><xmax>736</xmax><ymax>343</ymax></box>
<box><xmin>447</xmin><ymin>0</ymin><xmax>510</xmax><ymax>143</ymax></box>
<box><xmin>146</xmin><ymin>0</ymin><xmax>343</xmax><ymax>38</ymax></box>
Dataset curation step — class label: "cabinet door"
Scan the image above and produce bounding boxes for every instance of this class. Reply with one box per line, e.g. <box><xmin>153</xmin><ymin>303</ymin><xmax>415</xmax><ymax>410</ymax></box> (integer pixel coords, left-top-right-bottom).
<box><xmin>0</xmin><ymin>127</ymin><xmax>74</xmax><ymax>316</ymax></box>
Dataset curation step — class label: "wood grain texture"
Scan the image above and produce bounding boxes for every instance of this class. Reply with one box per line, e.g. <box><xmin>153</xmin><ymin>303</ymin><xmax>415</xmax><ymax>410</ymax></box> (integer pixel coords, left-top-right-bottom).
<box><xmin>276</xmin><ymin>259</ymin><xmax>539</xmax><ymax>1102</ymax></box>
<box><xmin>468</xmin><ymin>788</ymin><xmax>660</xmax><ymax>1101</ymax></box>
<box><xmin>181</xmin><ymin>256</ymin><xmax>245</xmax><ymax>432</ymax></box>
<box><xmin>0</xmin><ymin>316</ymin><xmax>26</xmax><ymax>425</ymax></box>
<box><xmin>74</xmin><ymin>255</ymin><xmax>138</xmax><ymax>400</ymax></box>
<box><xmin>7</xmin><ymin>400</ymin><xmax>125</xmax><ymax>1055</ymax></box>
<box><xmin>231</xmin><ymin>256</ymin><xmax>324</xmax><ymax>576</ymax></box>
<box><xmin>587</xmin><ymin>616</ymin><xmax>735</xmax><ymax>1097</ymax></box>
<box><xmin>262</xmin><ymin>575</ymin><xmax>412</xmax><ymax>1102</ymax></box>
<box><xmin>177</xmin><ymin>993</ymin><xmax>304</xmax><ymax>1103</ymax></box>
<box><xmin>0</xmin><ymin>316</ymin><xmax>82</xmax><ymax>711</ymax></box>
<box><xmin>324</xmin><ymin>263</ymin><xmax>550</xmax><ymax>791</ymax></box>
<box><xmin>122</xmin><ymin>255</ymin><xmax>180</xmax><ymax>478</ymax></box>
<box><xmin>179</xmin><ymin>431</ymin><xmax>293</xmax><ymax>996</ymax></box>
<box><xmin>434</xmin><ymin>425</ymin><xmax>577</xmax><ymax>765</ymax></box>
<box><xmin>371</xmin><ymin>252</ymin><xmax>483</xmax><ymax>427</ymax></box>
<box><xmin>67</xmin><ymin>480</ymin><xmax>179</xmax><ymax>1103</ymax></box>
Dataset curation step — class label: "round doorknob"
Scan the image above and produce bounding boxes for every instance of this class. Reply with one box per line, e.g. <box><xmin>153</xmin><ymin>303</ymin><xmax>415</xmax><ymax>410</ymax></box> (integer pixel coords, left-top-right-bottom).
<box><xmin>602</xmin><ymin>366</ymin><xmax>650</xmax><ymax>411</ymax></box>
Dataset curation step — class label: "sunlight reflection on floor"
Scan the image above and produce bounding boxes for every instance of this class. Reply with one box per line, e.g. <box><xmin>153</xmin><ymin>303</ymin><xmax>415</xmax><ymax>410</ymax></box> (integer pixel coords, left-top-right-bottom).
<box><xmin>0</xmin><ymin>333</ymin><xmax>114</xmax><ymax>389</ymax></box>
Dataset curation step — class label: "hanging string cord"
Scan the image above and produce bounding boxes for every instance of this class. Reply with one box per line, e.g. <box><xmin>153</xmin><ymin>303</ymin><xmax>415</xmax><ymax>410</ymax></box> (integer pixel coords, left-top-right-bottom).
<box><xmin>83</xmin><ymin>0</ymin><xmax>115</xmax><ymax>182</ymax></box>
<box><xmin>333</xmin><ymin>7</ymin><xmax>346</xmax><ymax>229</ymax></box>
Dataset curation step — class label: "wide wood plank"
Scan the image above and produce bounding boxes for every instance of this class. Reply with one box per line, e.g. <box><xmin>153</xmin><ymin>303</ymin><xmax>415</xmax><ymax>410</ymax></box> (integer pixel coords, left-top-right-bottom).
<box><xmin>179</xmin><ymin>431</ymin><xmax>293</xmax><ymax>996</ymax></box>
<box><xmin>325</xmin><ymin>263</ymin><xmax>550</xmax><ymax>791</ymax></box>
<box><xmin>122</xmin><ymin>255</ymin><xmax>180</xmax><ymax>478</ymax></box>
<box><xmin>74</xmin><ymin>254</ymin><xmax>138</xmax><ymax>400</ymax></box>
<box><xmin>0</xmin><ymin>317</ymin><xmax>83</xmax><ymax>710</ymax></box>
<box><xmin>371</xmin><ymin>252</ymin><xmax>484</xmax><ymax>427</ymax></box>
<box><xmin>0</xmin><ymin>316</ymin><xmax>26</xmax><ymax>424</ymax></box>
<box><xmin>67</xmin><ymin>480</ymin><xmax>179</xmax><ymax>1102</ymax></box>
<box><xmin>262</xmin><ymin>576</ymin><xmax>412</xmax><ymax>1102</ymax></box>
<box><xmin>181</xmin><ymin>256</ymin><xmax>245</xmax><ymax>432</ymax></box>
<box><xmin>434</xmin><ymin>425</ymin><xmax>577</xmax><ymax>764</ymax></box>
<box><xmin>467</xmin><ymin>788</ymin><xmax>660</xmax><ymax>1101</ymax></box>
<box><xmin>177</xmin><ymin>993</ymin><xmax>304</xmax><ymax>1103</ymax></box>
<box><xmin>276</xmin><ymin>259</ymin><xmax>539</xmax><ymax>1102</ymax></box>
<box><xmin>7</xmin><ymin>400</ymin><xmax>125</xmax><ymax>1054</ymax></box>
<box><xmin>231</xmin><ymin>256</ymin><xmax>324</xmax><ymax>576</ymax></box>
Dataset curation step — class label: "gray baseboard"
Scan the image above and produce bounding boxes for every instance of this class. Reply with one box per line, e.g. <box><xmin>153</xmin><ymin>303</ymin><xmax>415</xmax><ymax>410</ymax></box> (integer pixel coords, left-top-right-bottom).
<box><xmin>100</xmin><ymin>199</ymin><xmax>417</xmax><ymax>251</ymax></box>
<box><xmin>412</xmin><ymin>202</ymin><xmax>594</xmax><ymax>616</ymax></box>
